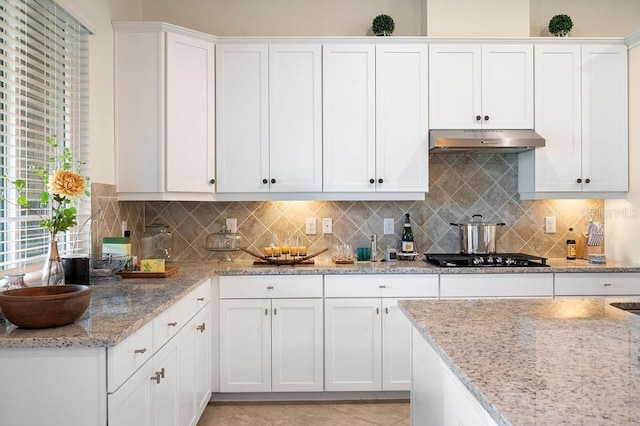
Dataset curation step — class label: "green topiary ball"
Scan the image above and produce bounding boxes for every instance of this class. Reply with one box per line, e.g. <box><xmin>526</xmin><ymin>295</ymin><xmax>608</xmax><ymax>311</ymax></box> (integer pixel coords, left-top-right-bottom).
<box><xmin>372</xmin><ymin>14</ymin><xmax>395</xmax><ymax>36</ymax></box>
<box><xmin>549</xmin><ymin>14</ymin><xmax>573</xmax><ymax>36</ymax></box>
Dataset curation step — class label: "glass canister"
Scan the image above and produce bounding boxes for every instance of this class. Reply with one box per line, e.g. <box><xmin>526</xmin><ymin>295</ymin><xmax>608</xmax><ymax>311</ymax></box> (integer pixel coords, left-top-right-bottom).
<box><xmin>142</xmin><ymin>222</ymin><xmax>173</xmax><ymax>263</ymax></box>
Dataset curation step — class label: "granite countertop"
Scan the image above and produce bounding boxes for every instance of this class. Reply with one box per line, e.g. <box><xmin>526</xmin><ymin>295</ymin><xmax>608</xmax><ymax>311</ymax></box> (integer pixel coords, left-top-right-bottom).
<box><xmin>213</xmin><ymin>257</ymin><xmax>640</xmax><ymax>275</ymax></box>
<box><xmin>0</xmin><ymin>264</ymin><xmax>214</xmax><ymax>349</ymax></box>
<box><xmin>2</xmin><ymin>257</ymin><xmax>639</xmax><ymax>350</ymax></box>
<box><xmin>399</xmin><ymin>297</ymin><xmax>640</xmax><ymax>425</ymax></box>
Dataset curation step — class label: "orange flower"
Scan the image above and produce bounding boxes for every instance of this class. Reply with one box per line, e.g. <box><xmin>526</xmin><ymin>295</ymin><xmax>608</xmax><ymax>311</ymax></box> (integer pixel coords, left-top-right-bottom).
<box><xmin>48</xmin><ymin>170</ymin><xmax>86</xmax><ymax>197</ymax></box>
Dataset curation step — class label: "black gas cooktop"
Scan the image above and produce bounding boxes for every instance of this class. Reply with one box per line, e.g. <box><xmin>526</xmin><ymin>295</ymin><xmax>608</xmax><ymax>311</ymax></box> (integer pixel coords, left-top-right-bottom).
<box><xmin>424</xmin><ymin>253</ymin><xmax>548</xmax><ymax>267</ymax></box>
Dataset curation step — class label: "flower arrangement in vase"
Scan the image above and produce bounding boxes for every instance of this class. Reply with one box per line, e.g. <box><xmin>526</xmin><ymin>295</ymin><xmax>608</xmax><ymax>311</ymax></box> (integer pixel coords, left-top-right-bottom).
<box><xmin>2</xmin><ymin>135</ymin><xmax>90</xmax><ymax>285</ymax></box>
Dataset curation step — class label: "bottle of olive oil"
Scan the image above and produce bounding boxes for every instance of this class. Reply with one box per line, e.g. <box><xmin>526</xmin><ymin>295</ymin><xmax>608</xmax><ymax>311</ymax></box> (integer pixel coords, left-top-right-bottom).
<box><xmin>401</xmin><ymin>213</ymin><xmax>414</xmax><ymax>253</ymax></box>
<box><xmin>566</xmin><ymin>227</ymin><xmax>577</xmax><ymax>260</ymax></box>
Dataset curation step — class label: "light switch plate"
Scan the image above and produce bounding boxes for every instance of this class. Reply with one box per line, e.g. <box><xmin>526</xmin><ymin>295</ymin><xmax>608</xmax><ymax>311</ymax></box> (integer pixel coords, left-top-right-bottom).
<box><xmin>322</xmin><ymin>218</ymin><xmax>332</xmax><ymax>234</ymax></box>
<box><xmin>383</xmin><ymin>218</ymin><xmax>395</xmax><ymax>235</ymax></box>
<box><xmin>226</xmin><ymin>218</ymin><xmax>238</xmax><ymax>233</ymax></box>
<box><xmin>544</xmin><ymin>216</ymin><xmax>556</xmax><ymax>234</ymax></box>
<box><xmin>306</xmin><ymin>218</ymin><xmax>317</xmax><ymax>235</ymax></box>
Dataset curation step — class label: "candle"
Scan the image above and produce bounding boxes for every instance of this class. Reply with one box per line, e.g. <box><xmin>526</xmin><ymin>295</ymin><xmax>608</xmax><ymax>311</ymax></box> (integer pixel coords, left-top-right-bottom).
<box><xmin>264</xmin><ymin>247</ymin><xmax>273</xmax><ymax>257</ymax></box>
<box><xmin>290</xmin><ymin>246</ymin><xmax>299</xmax><ymax>256</ymax></box>
<box><xmin>273</xmin><ymin>246</ymin><xmax>282</xmax><ymax>257</ymax></box>
<box><xmin>299</xmin><ymin>246</ymin><xmax>307</xmax><ymax>256</ymax></box>
<box><xmin>282</xmin><ymin>245</ymin><xmax>290</xmax><ymax>255</ymax></box>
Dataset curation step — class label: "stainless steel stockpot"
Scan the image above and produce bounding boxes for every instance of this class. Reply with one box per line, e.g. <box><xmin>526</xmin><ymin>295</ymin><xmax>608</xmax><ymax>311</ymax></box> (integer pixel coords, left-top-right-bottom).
<box><xmin>450</xmin><ymin>214</ymin><xmax>506</xmax><ymax>254</ymax></box>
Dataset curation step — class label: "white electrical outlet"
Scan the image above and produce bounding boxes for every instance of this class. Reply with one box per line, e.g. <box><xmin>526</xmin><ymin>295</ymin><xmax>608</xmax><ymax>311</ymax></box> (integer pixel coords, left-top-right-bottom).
<box><xmin>544</xmin><ymin>216</ymin><xmax>556</xmax><ymax>234</ymax></box>
<box><xmin>322</xmin><ymin>218</ymin><xmax>332</xmax><ymax>234</ymax></box>
<box><xmin>226</xmin><ymin>218</ymin><xmax>238</xmax><ymax>233</ymax></box>
<box><xmin>383</xmin><ymin>218</ymin><xmax>395</xmax><ymax>235</ymax></box>
<box><xmin>306</xmin><ymin>218</ymin><xmax>317</xmax><ymax>235</ymax></box>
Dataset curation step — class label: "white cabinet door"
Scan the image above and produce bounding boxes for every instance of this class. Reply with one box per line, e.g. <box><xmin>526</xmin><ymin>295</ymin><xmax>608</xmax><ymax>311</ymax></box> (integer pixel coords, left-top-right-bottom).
<box><xmin>178</xmin><ymin>315</ymin><xmax>197</xmax><ymax>426</ymax></box>
<box><xmin>382</xmin><ymin>298</ymin><xmax>412</xmax><ymax>391</ymax></box>
<box><xmin>193</xmin><ymin>304</ymin><xmax>212</xmax><ymax>420</ymax></box>
<box><xmin>376</xmin><ymin>44</ymin><xmax>429</xmax><ymax>192</ymax></box>
<box><xmin>272</xmin><ymin>298</ymin><xmax>324</xmax><ymax>392</ymax></box>
<box><xmin>108</xmin><ymin>360</ymin><xmax>154</xmax><ymax>426</ymax></box>
<box><xmin>219</xmin><ymin>299</ymin><xmax>271</xmax><ymax>392</ymax></box>
<box><xmin>269</xmin><ymin>44</ymin><xmax>322</xmax><ymax>192</ymax></box>
<box><xmin>520</xmin><ymin>43</ymin><xmax>628</xmax><ymax>197</ymax></box>
<box><xmin>114</xmin><ymin>24</ymin><xmax>216</xmax><ymax>200</ymax></box>
<box><xmin>216</xmin><ymin>44</ymin><xmax>270</xmax><ymax>193</ymax></box>
<box><xmin>440</xmin><ymin>273</ymin><xmax>554</xmax><ymax>298</ymax></box>
<box><xmin>528</xmin><ymin>44</ymin><xmax>582</xmax><ymax>192</ymax></box>
<box><xmin>581</xmin><ymin>44</ymin><xmax>628</xmax><ymax>192</ymax></box>
<box><xmin>429</xmin><ymin>44</ymin><xmax>481</xmax><ymax>129</ymax></box>
<box><xmin>480</xmin><ymin>44</ymin><xmax>533</xmax><ymax>129</ymax></box>
<box><xmin>429</xmin><ymin>43</ymin><xmax>532</xmax><ymax>130</ymax></box>
<box><xmin>554</xmin><ymin>273</ymin><xmax>640</xmax><ymax>297</ymax></box>
<box><xmin>153</xmin><ymin>337</ymin><xmax>180</xmax><ymax>426</ymax></box>
<box><xmin>165</xmin><ymin>32</ymin><xmax>216</xmax><ymax>193</ymax></box>
<box><xmin>324</xmin><ymin>298</ymin><xmax>382</xmax><ymax>391</ymax></box>
<box><xmin>322</xmin><ymin>44</ymin><xmax>376</xmax><ymax>192</ymax></box>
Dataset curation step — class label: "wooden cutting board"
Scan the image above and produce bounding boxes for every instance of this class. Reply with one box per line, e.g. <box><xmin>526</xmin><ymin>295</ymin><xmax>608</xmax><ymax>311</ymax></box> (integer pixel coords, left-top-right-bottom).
<box><xmin>118</xmin><ymin>265</ymin><xmax>179</xmax><ymax>278</ymax></box>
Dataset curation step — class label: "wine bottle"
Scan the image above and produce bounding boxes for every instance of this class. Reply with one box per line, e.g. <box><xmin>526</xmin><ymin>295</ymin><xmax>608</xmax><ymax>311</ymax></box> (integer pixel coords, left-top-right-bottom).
<box><xmin>566</xmin><ymin>227</ymin><xmax>577</xmax><ymax>260</ymax></box>
<box><xmin>401</xmin><ymin>213</ymin><xmax>414</xmax><ymax>253</ymax></box>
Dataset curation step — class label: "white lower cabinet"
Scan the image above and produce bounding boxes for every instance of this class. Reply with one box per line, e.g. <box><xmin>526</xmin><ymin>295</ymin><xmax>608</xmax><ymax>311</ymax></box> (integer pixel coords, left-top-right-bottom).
<box><xmin>324</xmin><ymin>275</ymin><xmax>438</xmax><ymax>392</ymax></box>
<box><xmin>440</xmin><ymin>273</ymin><xmax>554</xmax><ymax>298</ymax></box>
<box><xmin>109</xmin><ymin>280</ymin><xmax>212</xmax><ymax>426</ymax></box>
<box><xmin>219</xmin><ymin>275</ymin><xmax>324</xmax><ymax>393</ymax></box>
<box><xmin>554</xmin><ymin>273</ymin><xmax>640</xmax><ymax>297</ymax></box>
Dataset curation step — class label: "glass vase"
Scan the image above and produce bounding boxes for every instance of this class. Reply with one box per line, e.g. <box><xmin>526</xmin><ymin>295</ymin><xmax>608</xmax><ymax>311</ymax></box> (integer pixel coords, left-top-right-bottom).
<box><xmin>42</xmin><ymin>236</ymin><xmax>65</xmax><ymax>286</ymax></box>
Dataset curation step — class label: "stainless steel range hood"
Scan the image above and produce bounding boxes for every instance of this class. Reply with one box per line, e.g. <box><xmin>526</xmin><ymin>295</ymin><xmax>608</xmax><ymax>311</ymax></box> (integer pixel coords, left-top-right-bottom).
<box><xmin>429</xmin><ymin>129</ymin><xmax>545</xmax><ymax>153</ymax></box>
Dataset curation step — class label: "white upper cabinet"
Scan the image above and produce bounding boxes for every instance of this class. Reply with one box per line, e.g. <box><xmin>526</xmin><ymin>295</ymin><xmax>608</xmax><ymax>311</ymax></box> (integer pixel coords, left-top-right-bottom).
<box><xmin>323</xmin><ymin>44</ymin><xmax>428</xmax><ymax>193</ymax></box>
<box><xmin>114</xmin><ymin>23</ymin><xmax>216</xmax><ymax>201</ymax></box>
<box><xmin>216</xmin><ymin>43</ymin><xmax>322</xmax><ymax>193</ymax></box>
<box><xmin>429</xmin><ymin>44</ymin><xmax>533</xmax><ymax>130</ymax></box>
<box><xmin>519</xmin><ymin>43</ymin><xmax>628</xmax><ymax>198</ymax></box>
<box><xmin>323</xmin><ymin>44</ymin><xmax>376</xmax><ymax>192</ymax></box>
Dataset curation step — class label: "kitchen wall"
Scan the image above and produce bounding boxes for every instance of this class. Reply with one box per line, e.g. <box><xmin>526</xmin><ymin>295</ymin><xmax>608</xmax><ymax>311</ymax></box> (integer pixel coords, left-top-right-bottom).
<box><xmin>605</xmin><ymin>40</ymin><xmax>640</xmax><ymax>262</ymax></box>
<box><xmin>65</xmin><ymin>0</ymin><xmax>638</xmax><ymax>261</ymax></box>
<box><xmin>104</xmin><ymin>153</ymin><xmax>602</xmax><ymax>262</ymax></box>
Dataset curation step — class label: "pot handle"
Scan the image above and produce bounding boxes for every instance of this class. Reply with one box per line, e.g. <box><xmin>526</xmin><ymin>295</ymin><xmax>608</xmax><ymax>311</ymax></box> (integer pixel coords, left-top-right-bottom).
<box><xmin>471</xmin><ymin>214</ymin><xmax>483</xmax><ymax>222</ymax></box>
<box><xmin>450</xmin><ymin>223</ymin><xmax>461</xmax><ymax>226</ymax></box>
<box><xmin>497</xmin><ymin>223</ymin><xmax>506</xmax><ymax>226</ymax></box>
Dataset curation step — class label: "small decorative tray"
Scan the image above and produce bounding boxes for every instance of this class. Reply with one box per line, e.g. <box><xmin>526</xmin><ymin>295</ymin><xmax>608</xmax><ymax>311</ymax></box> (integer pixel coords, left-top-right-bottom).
<box><xmin>332</xmin><ymin>258</ymin><xmax>355</xmax><ymax>264</ymax></box>
<box><xmin>118</xmin><ymin>265</ymin><xmax>180</xmax><ymax>278</ymax></box>
<box><xmin>397</xmin><ymin>252</ymin><xmax>419</xmax><ymax>261</ymax></box>
<box><xmin>241</xmin><ymin>247</ymin><xmax>328</xmax><ymax>266</ymax></box>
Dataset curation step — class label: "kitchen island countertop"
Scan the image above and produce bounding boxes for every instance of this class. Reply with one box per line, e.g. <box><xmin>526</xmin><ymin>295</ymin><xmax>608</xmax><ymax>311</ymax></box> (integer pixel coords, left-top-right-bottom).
<box><xmin>399</xmin><ymin>297</ymin><xmax>640</xmax><ymax>425</ymax></box>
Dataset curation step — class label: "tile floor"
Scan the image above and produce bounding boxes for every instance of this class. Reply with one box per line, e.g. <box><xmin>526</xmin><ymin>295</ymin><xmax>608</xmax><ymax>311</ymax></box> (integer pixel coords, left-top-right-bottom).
<box><xmin>197</xmin><ymin>400</ymin><xmax>410</xmax><ymax>426</ymax></box>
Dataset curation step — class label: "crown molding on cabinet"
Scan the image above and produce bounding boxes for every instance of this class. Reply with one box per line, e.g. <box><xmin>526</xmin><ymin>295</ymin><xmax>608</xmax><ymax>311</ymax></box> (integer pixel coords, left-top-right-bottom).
<box><xmin>112</xmin><ymin>21</ymin><xmax>217</xmax><ymax>42</ymax></box>
<box><xmin>626</xmin><ymin>29</ymin><xmax>640</xmax><ymax>49</ymax></box>
<box><xmin>216</xmin><ymin>36</ymin><xmax>626</xmax><ymax>45</ymax></box>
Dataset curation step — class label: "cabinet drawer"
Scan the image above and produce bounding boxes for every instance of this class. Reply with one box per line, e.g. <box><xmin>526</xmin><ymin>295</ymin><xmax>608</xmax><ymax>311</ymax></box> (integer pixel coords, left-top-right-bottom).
<box><xmin>154</xmin><ymin>297</ymin><xmax>190</xmax><ymax>351</ymax></box>
<box><xmin>440</xmin><ymin>273</ymin><xmax>554</xmax><ymax>298</ymax></box>
<box><xmin>183</xmin><ymin>279</ymin><xmax>212</xmax><ymax>315</ymax></box>
<box><xmin>220</xmin><ymin>275</ymin><xmax>323</xmax><ymax>298</ymax></box>
<box><xmin>324</xmin><ymin>275</ymin><xmax>438</xmax><ymax>298</ymax></box>
<box><xmin>555</xmin><ymin>273</ymin><xmax>640</xmax><ymax>296</ymax></box>
<box><xmin>108</xmin><ymin>321</ymin><xmax>154</xmax><ymax>392</ymax></box>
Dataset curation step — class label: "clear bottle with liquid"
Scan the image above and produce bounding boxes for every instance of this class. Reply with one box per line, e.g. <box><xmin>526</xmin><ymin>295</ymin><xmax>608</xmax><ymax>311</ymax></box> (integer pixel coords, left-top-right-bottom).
<box><xmin>566</xmin><ymin>227</ymin><xmax>577</xmax><ymax>260</ymax></box>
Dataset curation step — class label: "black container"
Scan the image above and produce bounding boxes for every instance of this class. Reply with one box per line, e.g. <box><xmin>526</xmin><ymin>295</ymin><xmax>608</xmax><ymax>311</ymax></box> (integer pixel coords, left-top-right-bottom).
<box><xmin>61</xmin><ymin>256</ymin><xmax>90</xmax><ymax>284</ymax></box>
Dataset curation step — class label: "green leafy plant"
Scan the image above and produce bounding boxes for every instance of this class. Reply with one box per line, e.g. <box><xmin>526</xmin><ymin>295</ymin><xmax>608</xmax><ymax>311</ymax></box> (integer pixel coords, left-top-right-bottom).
<box><xmin>372</xmin><ymin>14</ymin><xmax>395</xmax><ymax>36</ymax></box>
<box><xmin>2</xmin><ymin>135</ymin><xmax>90</xmax><ymax>236</ymax></box>
<box><xmin>549</xmin><ymin>14</ymin><xmax>573</xmax><ymax>36</ymax></box>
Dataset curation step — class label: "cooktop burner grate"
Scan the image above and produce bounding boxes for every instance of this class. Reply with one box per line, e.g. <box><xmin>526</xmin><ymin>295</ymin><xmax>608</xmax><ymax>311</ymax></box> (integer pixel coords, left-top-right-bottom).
<box><xmin>423</xmin><ymin>253</ymin><xmax>548</xmax><ymax>267</ymax></box>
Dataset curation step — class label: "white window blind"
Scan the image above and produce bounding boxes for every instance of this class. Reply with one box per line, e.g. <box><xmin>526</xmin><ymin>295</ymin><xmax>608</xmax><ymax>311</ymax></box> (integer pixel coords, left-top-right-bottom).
<box><xmin>0</xmin><ymin>0</ymin><xmax>90</xmax><ymax>271</ymax></box>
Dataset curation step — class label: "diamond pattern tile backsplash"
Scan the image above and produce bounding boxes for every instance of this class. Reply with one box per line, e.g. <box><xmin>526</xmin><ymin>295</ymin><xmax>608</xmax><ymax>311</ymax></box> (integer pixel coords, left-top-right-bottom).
<box><xmin>94</xmin><ymin>153</ymin><xmax>604</xmax><ymax>262</ymax></box>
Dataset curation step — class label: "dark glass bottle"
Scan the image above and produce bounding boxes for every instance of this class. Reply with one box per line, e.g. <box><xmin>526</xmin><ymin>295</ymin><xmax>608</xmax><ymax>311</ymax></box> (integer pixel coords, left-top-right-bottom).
<box><xmin>566</xmin><ymin>227</ymin><xmax>577</xmax><ymax>260</ymax></box>
<box><xmin>401</xmin><ymin>213</ymin><xmax>414</xmax><ymax>253</ymax></box>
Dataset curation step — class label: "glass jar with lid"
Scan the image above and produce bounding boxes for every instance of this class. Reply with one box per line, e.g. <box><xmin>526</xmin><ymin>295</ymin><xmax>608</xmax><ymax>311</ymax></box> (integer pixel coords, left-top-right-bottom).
<box><xmin>142</xmin><ymin>222</ymin><xmax>173</xmax><ymax>262</ymax></box>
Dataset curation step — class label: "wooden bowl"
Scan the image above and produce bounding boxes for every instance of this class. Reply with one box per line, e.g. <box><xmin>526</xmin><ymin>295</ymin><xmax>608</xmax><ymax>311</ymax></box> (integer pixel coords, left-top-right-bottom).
<box><xmin>0</xmin><ymin>285</ymin><xmax>91</xmax><ymax>329</ymax></box>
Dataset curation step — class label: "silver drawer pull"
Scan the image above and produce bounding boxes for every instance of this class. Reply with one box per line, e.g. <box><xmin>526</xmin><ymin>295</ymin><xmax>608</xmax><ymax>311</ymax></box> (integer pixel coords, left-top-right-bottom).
<box><xmin>385</xmin><ymin>307</ymin><xmax>389</xmax><ymax>314</ymax></box>
<box><xmin>604</xmin><ymin>283</ymin><xmax>612</xmax><ymax>287</ymax></box>
<box><xmin>151</xmin><ymin>369</ymin><xmax>163</xmax><ymax>384</ymax></box>
<box><xmin>267</xmin><ymin>286</ymin><xmax>274</xmax><ymax>290</ymax></box>
<box><xmin>197</xmin><ymin>297</ymin><xmax>205</xmax><ymax>301</ymax></box>
<box><xmin>376</xmin><ymin>307</ymin><xmax>380</xmax><ymax>314</ymax></box>
<box><xmin>197</xmin><ymin>323</ymin><xmax>206</xmax><ymax>332</ymax></box>
<box><xmin>274</xmin><ymin>308</ymin><xmax>277</xmax><ymax>316</ymax></box>
<box><xmin>379</xmin><ymin>285</ymin><xmax>387</xmax><ymax>288</ymax></box>
<box><xmin>265</xmin><ymin>308</ymin><xmax>268</xmax><ymax>315</ymax></box>
<box><xmin>134</xmin><ymin>348</ymin><xmax>147</xmax><ymax>354</ymax></box>
<box><xmin>168</xmin><ymin>322</ymin><xmax>178</xmax><ymax>327</ymax></box>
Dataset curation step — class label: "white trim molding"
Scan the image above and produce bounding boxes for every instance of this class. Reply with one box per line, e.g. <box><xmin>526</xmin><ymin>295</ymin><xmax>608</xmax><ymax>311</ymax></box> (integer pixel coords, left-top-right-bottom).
<box><xmin>626</xmin><ymin>29</ymin><xmax>640</xmax><ymax>50</ymax></box>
